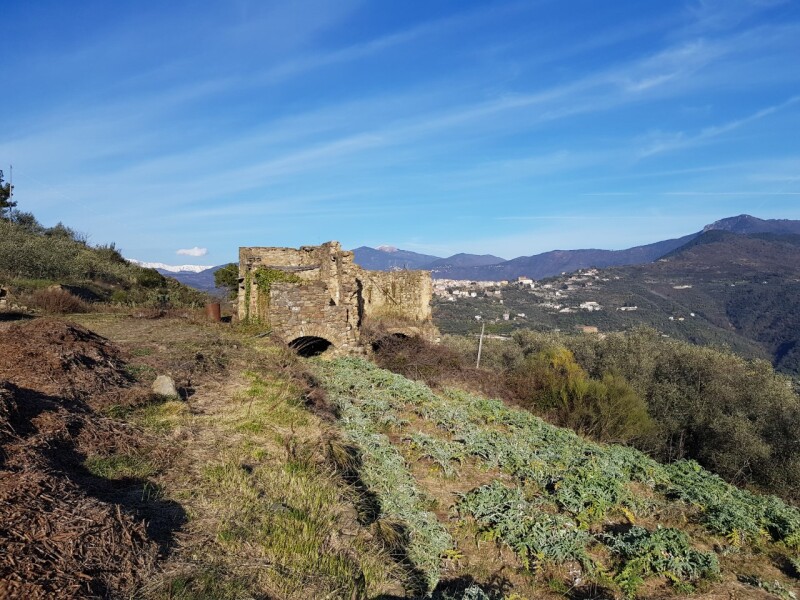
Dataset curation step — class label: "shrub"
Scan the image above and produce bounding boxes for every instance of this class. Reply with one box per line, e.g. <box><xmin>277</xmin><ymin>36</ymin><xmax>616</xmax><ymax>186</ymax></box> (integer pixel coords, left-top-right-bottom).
<box><xmin>508</xmin><ymin>347</ymin><xmax>654</xmax><ymax>444</ymax></box>
<box><xmin>136</xmin><ymin>268</ymin><xmax>167</xmax><ymax>289</ymax></box>
<box><xmin>30</xmin><ymin>288</ymin><xmax>91</xmax><ymax>313</ymax></box>
<box><xmin>214</xmin><ymin>263</ymin><xmax>239</xmax><ymax>299</ymax></box>
<box><xmin>455</xmin><ymin>328</ymin><xmax>800</xmax><ymax>501</ymax></box>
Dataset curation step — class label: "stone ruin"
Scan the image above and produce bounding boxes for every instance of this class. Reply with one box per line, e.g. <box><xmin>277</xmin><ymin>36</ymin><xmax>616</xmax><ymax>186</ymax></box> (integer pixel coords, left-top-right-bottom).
<box><xmin>238</xmin><ymin>241</ymin><xmax>437</xmax><ymax>355</ymax></box>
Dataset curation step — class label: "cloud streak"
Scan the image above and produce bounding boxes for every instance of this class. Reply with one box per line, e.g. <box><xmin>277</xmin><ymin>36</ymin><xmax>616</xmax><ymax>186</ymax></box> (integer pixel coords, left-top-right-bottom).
<box><xmin>3</xmin><ymin>1</ymin><xmax>799</xmax><ymax>260</ymax></box>
<box><xmin>640</xmin><ymin>95</ymin><xmax>800</xmax><ymax>157</ymax></box>
<box><xmin>176</xmin><ymin>247</ymin><xmax>208</xmax><ymax>257</ymax></box>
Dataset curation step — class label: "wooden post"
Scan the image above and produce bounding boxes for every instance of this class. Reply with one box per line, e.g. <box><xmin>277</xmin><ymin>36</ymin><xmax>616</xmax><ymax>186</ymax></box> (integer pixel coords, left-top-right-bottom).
<box><xmin>476</xmin><ymin>322</ymin><xmax>485</xmax><ymax>368</ymax></box>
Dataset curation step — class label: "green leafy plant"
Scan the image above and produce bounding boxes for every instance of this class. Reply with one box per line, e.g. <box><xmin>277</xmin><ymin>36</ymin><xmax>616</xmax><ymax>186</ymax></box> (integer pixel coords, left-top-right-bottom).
<box><xmin>605</xmin><ymin>526</ymin><xmax>719</xmax><ymax>598</ymax></box>
<box><xmin>316</xmin><ymin>357</ymin><xmax>800</xmax><ymax>597</ymax></box>
<box><xmin>458</xmin><ymin>482</ymin><xmax>594</xmax><ymax>573</ymax></box>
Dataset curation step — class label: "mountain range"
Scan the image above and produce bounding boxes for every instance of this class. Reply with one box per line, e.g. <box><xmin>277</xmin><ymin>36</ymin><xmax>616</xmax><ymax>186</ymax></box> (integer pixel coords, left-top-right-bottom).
<box><xmin>127</xmin><ymin>259</ymin><xmax>213</xmax><ymax>273</ymax></box>
<box><xmin>355</xmin><ymin>214</ymin><xmax>800</xmax><ymax>280</ymax></box>
<box><xmin>435</xmin><ymin>227</ymin><xmax>800</xmax><ymax>375</ymax></box>
<box><xmin>135</xmin><ymin>215</ymin><xmax>800</xmax><ymax>292</ymax></box>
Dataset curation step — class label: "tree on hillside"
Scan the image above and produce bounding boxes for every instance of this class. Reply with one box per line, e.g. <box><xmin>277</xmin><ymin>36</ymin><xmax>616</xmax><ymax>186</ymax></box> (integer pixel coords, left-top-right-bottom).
<box><xmin>0</xmin><ymin>170</ymin><xmax>15</xmax><ymax>219</ymax></box>
<box><xmin>214</xmin><ymin>263</ymin><xmax>239</xmax><ymax>299</ymax></box>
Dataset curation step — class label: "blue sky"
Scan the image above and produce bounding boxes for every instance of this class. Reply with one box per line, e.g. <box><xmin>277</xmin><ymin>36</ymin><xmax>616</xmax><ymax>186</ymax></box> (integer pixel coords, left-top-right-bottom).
<box><xmin>2</xmin><ymin>0</ymin><xmax>799</xmax><ymax>264</ymax></box>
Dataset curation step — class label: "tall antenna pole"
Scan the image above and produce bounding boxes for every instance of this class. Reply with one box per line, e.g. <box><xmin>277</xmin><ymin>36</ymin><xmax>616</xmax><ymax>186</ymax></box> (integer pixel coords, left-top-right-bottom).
<box><xmin>476</xmin><ymin>322</ymin><xmax>485</xmax><ymax>368</ymax></box>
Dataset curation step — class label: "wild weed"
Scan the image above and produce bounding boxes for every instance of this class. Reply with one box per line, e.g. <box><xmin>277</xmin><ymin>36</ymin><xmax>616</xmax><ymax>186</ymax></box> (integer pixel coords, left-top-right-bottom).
<box><xmin>84</xmin><ymin>453</ymin><xmax>155</xmax><ymax>480</ymax></box>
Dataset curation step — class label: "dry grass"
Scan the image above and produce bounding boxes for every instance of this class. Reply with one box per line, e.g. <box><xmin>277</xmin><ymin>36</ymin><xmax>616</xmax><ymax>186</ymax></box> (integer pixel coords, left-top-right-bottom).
<box><xmin>69</xmin><ymin>312</ymin><xmax>403</xmax><ymax>599</ymax></box>
<box><xmin>369</xmin><ymin>331</ymin><xmax>511</xmax><ymax>401</ymax></box>
<box><xmin>28</xmin><ymin>287</ymin><xmax>91</xmax><ymax>313</ymax></box>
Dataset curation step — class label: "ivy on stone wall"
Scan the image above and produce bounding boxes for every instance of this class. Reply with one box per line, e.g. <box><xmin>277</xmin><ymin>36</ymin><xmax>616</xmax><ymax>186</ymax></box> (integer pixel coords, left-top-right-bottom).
<box><xmin>245</xmin><ymin>267</ymin><xmax>303</xmax><ymax>323</ymax></box>
<box><xmin>254</xmin><ymin>267</ymin><xmax>302</xmax><ymax>293</ymax></box>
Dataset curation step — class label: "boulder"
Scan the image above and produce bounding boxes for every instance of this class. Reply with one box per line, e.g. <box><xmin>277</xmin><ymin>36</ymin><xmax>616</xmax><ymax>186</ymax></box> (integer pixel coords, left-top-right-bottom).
<box><xmin>152</xmin><ymin>375</ymin><xmax>178</xmax><ymax>398</ymax></box>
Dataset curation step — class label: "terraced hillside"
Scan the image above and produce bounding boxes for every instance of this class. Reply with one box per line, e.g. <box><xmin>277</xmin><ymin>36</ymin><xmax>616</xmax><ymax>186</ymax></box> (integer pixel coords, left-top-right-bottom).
<box><xmin>434</xmin><ymin>232</ymin><xmax>800</xmax><ymax>376</ymax></box>
<box><xmin>316</xmin><ymin>358</ymin><xmax>800</xmax><ymax>599</ymax></box>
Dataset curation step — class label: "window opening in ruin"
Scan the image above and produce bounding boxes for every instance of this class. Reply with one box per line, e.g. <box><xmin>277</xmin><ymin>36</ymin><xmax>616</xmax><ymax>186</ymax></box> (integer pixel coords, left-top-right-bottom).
<box><xmin>289</xmin><ymin>336</ymin><xmax>333</xmax><ymax>357</ymax></box>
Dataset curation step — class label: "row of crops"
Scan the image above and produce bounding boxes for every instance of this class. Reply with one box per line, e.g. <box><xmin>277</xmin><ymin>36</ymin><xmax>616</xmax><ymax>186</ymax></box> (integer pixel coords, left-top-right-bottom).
<box><xmin>316</xmin><ymin>357</ymin><xmax>800</xmax><ymax>598</ymax></box>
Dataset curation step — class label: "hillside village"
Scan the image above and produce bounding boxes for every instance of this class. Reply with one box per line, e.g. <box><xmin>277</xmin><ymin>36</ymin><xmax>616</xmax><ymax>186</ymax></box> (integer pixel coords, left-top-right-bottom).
<box><xmin>433</xmin><ymin>269</ymin><xmax>646</xmax><ymax>330</ymax></box>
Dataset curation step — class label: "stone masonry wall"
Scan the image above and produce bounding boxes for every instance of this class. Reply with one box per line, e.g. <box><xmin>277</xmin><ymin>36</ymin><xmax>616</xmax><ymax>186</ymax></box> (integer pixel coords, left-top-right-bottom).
<box><xmin>238</xmin><ymin>241</ymin><xmax>435</xmax><ymax>353</ymax></box>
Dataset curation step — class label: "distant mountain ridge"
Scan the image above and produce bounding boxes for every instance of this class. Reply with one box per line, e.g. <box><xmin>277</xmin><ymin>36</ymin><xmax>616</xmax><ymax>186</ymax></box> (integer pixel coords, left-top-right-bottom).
<box><xmin>434</xmin><ymin>229</ymin><xmax>800</xmax><ymax>375</ymax></box>
<box><xmin>351</xmin><ymin>246</ymin><xmax>441</xmax><ymax>270</ymax></box>
<box><xmin>159</xmin><ymin>215</ymin><xmax>800</xmax><ymax>293</ymax></box>
<box><xmin>426</xmin><ymin>253</ymin><xmax>506</xmax><ymax>270</ymax></box>
<box><xmin>433</xmin><ymin>234</ymin><xmax>699</xmax><ymax>281</ymax></box>
<box><xmin>616</xmin><ymin>230</ymin><xmax>800</xmax><ymax>374</ymax></box>
<box><xmin>352</xmin><ymin>214</ymin><xmax>800</xmax><ymax>280</ymax></box>
<box><xmin>703</xmin><ymin>214</ymin><xmax>800</xmax><ymax>235</ymax></box>
<box><xmin>127</xmin><ymin>259</ymin><xmax>213</xmax><ymax>273</ymax></box>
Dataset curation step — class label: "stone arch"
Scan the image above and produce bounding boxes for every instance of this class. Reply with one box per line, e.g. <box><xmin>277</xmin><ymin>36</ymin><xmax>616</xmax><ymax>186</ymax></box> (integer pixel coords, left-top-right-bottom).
<box><xmin>289</xmin><ymin>336</ymin><xmax>333</xmax><ymax>357</ymax></box>
<box><xmin>282</xmin><ymin>324</ymin><xmax>343</xmax><ymax>357</ymax></box>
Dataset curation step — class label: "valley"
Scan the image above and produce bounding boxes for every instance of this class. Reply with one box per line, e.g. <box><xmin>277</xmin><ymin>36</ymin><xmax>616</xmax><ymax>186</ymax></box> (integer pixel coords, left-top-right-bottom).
<box><xmin>433</xmin><ymin>230</ymin><xmax>800</xmax><ymax>377</ymax></box>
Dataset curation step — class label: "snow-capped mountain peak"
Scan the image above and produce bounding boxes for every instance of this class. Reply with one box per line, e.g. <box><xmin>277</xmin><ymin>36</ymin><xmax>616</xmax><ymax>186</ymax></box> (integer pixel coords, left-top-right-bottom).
<box><xmin>376</xmin><ymin>245</ymin><xmax>398</xmax><ymax>253</ymax></box>
<box><xmin>127</xmin><ymin>259</ymin><xmax>213</xmax><ymax>273</ymax></box>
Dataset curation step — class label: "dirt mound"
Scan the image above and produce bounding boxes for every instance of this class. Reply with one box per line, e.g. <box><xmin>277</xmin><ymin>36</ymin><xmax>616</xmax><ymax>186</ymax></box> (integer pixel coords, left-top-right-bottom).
<box><xmin>0</xmin><ymin>320</ymin><xmax>173</xmax><ymax>599</ymax></box>
<box><xmin>0</xmin><ymin>318</ymin><xmax>131</xmax><ymax>409</ymax></box>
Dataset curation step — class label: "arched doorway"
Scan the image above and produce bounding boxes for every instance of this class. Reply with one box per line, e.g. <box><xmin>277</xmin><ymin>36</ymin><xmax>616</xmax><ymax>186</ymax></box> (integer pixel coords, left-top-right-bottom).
<box><xmin>289</xmin><ymin>336</ymin><xmax>334</xmax><ymax>357</ymax></box>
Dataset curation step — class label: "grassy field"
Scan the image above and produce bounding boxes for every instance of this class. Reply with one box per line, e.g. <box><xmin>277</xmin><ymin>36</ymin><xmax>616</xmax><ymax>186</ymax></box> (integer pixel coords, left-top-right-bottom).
<box><xmin>7</xmin><ymin>311</ymin><xmax>795</xmax><ymax>599</ymax></box>
<box><xmin>69</xmin><ymin>313</ymin><xmax>404</xmax><ymax>599</ymax></box>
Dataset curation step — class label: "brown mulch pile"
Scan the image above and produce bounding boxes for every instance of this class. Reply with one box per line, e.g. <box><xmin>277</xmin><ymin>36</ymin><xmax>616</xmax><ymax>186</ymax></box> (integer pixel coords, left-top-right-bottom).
<box><xmin>0</xmin><ymin>318</ymin><xmax>132</xmax><ymax>408</ymax></box>
<box><xmin>0</xmin><ymin>320</ymin><xmax>163</xmax><ymax>599</ymax></box>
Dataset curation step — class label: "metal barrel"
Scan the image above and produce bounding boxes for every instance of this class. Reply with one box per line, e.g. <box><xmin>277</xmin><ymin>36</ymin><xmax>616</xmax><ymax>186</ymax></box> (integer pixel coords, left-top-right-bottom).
<box><xmin>205</xmin><ymin>302</ymin><xmax>221</xmax><ymax>322</ymax></box>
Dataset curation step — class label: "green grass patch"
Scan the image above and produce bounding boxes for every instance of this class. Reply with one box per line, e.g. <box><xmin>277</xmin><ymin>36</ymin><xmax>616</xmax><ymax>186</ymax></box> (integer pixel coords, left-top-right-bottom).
<box><xmin>155</xmin><ymin>566</ymin><xmax>255</xmax><ymax>600</ymax></box>
<box><xmin>133</xmin><ymin>399</ymin><xmax>189</xmax><ymax>432</ymax></box>
<box><xmin>84</xmin><ymin>453</ymin><xmax>155</xmax><ymax>480</ymax></box>
<box><xmin>130</xmin><ymin>347</ymin><xmax>153</xmax><ymax>357</ymax></box>
<box><xmin>200</xmin><ymin>456</ymin><xmax>392</xmax><ymax>598</ymax></box>
<box><xmin>124</xmin><ymin>363</ymin><xmax>157</xmax><ymax>382</ymax></box>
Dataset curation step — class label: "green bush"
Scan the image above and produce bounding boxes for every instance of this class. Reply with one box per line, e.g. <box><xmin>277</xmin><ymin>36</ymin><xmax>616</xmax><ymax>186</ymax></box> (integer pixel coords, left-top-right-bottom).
<box><xmin>458</xmin><ymin>482</ymin><xmax>594</xmax><ymax>572</ymax></box>
<box><xmin>508</xmin><ymin>347</ymin><xmax>655</xmax><ymax>444</ymax></box>
<box><xmin>449</xmin><ymin>328</ymin><xmax>800</xmax><ymax>501</ymax></box>
<box><xmin>214</xmin><ymin>263</ymin><xmax>239</xmax><ymax>299</ymax></box>
<box><xmin>136</xmin><ymin>268</ymin><xmax>167</xmax><ymax>289</ymax></box>
<box><xmin>0</xmin><ymin>217</ymin><xmax>209</xmax><ymax>308</ymax></box>
<box><xmin>605</xmin><ymin>526</ymin><xmax>719</xmax><ymax>598</ymax></box>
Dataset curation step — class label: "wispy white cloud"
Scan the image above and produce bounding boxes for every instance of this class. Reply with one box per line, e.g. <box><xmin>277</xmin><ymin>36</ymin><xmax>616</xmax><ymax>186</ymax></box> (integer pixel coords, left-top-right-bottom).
<box><xmin>4</xmin><ymin>1</ymin><xmax>799</xmax><ymax>260</ymax></box>
<box><xmin>683</xmin><ymin>0</ymin><xmax>791</xmax><ymax>35</ymax></box>
<box><xmin>639</xmin><ymin>94</ymin><xmax>800</xmax><ymax>157</ymax></box>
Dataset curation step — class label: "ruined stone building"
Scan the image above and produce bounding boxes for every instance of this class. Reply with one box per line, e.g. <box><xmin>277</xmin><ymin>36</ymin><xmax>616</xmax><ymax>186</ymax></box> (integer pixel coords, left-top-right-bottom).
<box><xmin>238</xmin><ymin>242</ymin><xmax>436</xmax><ymax>355</ymax></box>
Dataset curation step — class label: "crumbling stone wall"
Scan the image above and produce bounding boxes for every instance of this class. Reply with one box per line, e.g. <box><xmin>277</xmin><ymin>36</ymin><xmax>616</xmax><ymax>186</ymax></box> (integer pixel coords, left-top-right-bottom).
<box><xmin>238</xmin><ymin>241</ymin><xmax>436</xmax><ymax>353</ymax></box>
